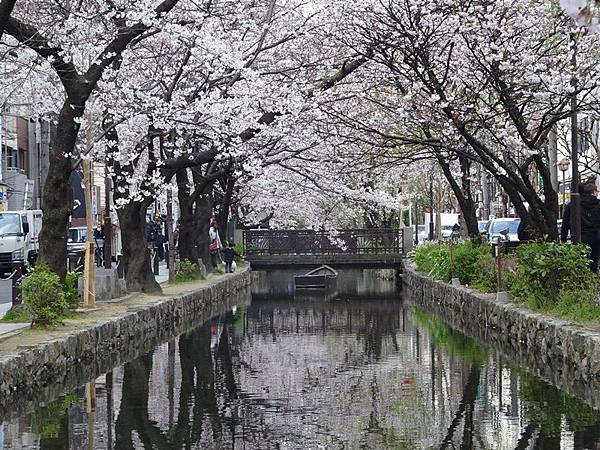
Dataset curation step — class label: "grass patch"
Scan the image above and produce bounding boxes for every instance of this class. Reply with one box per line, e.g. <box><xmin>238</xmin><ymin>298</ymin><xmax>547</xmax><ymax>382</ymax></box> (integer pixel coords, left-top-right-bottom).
<box><xmin>518</xmin><ymin>290</ymin><xmax>600</xmax><ymax>325</ymax></box>
<box><xmin>174</xmin><ymin>259</ymin><xmax>202</xmax><ymax>284</ymax></box>
<box><xmin>0</xmin><ymin>307</ymin><xmax>31</xmax><ymax>323</ymax></box>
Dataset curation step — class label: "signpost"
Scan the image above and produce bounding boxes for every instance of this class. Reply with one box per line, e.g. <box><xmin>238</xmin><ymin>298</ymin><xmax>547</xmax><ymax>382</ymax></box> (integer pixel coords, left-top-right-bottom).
<box><xmin>82</xmin><ymin>108</ymin><xmax>96</xmax><ymax>307</ymax></box>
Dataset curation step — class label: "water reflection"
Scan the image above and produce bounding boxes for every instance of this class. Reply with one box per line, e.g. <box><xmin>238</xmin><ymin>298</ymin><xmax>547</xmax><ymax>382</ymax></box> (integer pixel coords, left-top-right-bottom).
<box><xmin>251</xmin><ymin>268</ymin><xmax>399</xmax><ymax>299</ymax></box>
<box><xmin>3</xmin><ymin>299</ymin><xmax>600</xmax><ymax>449</ymax></box>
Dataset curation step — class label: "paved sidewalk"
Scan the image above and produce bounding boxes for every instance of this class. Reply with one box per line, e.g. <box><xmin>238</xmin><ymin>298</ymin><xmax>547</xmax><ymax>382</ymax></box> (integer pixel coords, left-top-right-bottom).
<box><xmin>0</xmin><ymin>303</ymin><xmax>29</xmax><ymax>341</ymax></box>
<box><xmin>0</xmin><ymin>323</ymin><xmax>30</xmax><ymax>340</ymax></box>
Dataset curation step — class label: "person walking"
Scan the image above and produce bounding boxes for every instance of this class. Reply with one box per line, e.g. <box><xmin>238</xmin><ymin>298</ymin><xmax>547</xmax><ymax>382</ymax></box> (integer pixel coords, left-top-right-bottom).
<box><xmin>561</xmin><ymin>182</ymin><xmax>600</xmax><ymax>272</ymax></box>
<box><xmin>209</xmin><ymin>219</ymin><xmax>222</xmax><ymax>269</ymax></box>
<box><xmin>155</xmin><ymin>230</ymin><xmax>167</xmax><ymax>261</ymax></box>
<box><xmin>222</xmin><ymin>242</ymin><xmax>240</xmax><ymax>273</ymax></box>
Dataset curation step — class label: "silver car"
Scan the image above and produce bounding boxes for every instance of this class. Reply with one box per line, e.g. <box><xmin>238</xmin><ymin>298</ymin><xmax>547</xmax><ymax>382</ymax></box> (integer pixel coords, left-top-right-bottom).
<box><xmin>488</xmin><ymin>218</ymin><xmax>520</xmax><ymax>244</ymax></box>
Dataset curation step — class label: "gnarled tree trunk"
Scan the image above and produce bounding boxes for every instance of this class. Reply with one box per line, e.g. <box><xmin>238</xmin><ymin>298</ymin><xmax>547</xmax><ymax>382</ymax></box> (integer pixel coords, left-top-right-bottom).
<box><xmin>195</xmin><ymin>190</ymin><xmax>213</xmax><ymax>269</ymax></box>
<box><xmin>38</xmin><ymin>100</ymin><xmax>81</xmax><ymax>279</ymax></box>
<box><xmin>118</xmin><ymin>200</ymin><xmax>160</xmax><ymax>293</ymax></box>
<box><xmin>176</xmin><ymin>170</ymin><xmax>200</xmax><ymax>264</ymax></box>
<box><xmin>437</xmin><ymin>155</ymin><xmax>480</xmax><ymax>239</ymax></box>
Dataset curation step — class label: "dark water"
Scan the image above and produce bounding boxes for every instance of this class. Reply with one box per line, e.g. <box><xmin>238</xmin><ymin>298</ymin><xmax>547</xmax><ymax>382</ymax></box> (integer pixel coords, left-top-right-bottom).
<box><xmin>2</xmin><ymin>270</ymin><xmax>600</xmax><ymax>449</ymax></box>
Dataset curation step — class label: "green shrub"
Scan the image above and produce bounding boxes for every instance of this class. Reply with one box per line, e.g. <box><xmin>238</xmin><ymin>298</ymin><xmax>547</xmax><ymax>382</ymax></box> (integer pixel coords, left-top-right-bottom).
<box><xmin>174</xmin><ymin>259</ymin><xmax>201</xmax><ymax>283</ymax></box>
<box><xmin>410</xmin><ymin>242</ymin><xmax>451</xmax><ymax>282</ymax></box>
<box><xmin>411</xmin><ymin>240</ymin><xmax>494</xmax><ymax>286</ymax></box>
<box><xmin>22</xmin><ymin>265</ymin><xmax>69</xmax><ymax>326</ymax></box>
<box><xmin>63</xmin><ymin>271</ymin><xmax>81</xmax><ymax>307</ymax></box>
<box><xmin>453</xmin><ymin>241</ymin><xmax>492</xmax><ymax>285</ymax></box>
<box><xmin>470</xmin><ymin>252</ymin><xmax>498</xmax><ymax>293</ymax></box>
<box><xmin>510</xmin><ymin>242</ymin><xmax>598</xmax><ymax>309</ymax></box>
<box><xmin>233</xmin><ymin>243</ymin><xmax>244</xmax><ymax>260</ymax></box>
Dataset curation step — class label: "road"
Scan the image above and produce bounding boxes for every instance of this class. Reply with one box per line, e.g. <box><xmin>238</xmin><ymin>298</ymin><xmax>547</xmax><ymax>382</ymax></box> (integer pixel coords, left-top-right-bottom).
<box><xmin>0</xmin><ymin>279</ymin><xmax>11</xmax><ymax>305</ymax></box>
<box><xmin>0</xmin><ymin>280</ymin><xmax>12</xmax><ymax>318</ymax></box>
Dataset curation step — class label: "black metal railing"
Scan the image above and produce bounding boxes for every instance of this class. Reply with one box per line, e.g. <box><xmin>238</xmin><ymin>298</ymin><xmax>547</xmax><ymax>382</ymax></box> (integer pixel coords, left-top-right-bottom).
<box><xmin>243</xmin><ymin>229</ymin><xmax>404</xmax><ymax>256</ymax></box>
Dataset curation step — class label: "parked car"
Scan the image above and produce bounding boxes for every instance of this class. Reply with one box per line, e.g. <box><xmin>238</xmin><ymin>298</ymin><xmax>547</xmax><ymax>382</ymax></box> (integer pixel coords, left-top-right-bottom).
<box><xmin>0</xmin><ymin>209</ymin><xmax>42</xmax><ymax>275</ymax></box>
<box><xmin>67</xmin><ymin>227</ymin><xmax>88</xmax><ymax>255</ymax></box>
<box><xmin>478</xmin><ymin>220</ymin><xmax>490</xmax><ymax>236</ymax></box>
<box><xmin>487</xmin><ymin>218</ymin><xmax>520</xmax><ymax>244</ymax></box>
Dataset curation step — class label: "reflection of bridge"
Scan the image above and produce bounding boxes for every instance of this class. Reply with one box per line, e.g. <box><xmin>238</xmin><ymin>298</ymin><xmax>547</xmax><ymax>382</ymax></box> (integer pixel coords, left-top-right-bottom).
<box><xmin>243</xmin><ymin>228</ymin><xmax>410</xmax><ymax>269</ymax></box>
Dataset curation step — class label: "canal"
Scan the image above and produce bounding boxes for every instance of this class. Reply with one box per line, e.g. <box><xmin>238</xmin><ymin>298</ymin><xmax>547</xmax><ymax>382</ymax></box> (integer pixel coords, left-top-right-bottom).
<box><xmin>2</xmin><ymin>269</ymin><xmax>600</xmax><ymax>449</ymax></box>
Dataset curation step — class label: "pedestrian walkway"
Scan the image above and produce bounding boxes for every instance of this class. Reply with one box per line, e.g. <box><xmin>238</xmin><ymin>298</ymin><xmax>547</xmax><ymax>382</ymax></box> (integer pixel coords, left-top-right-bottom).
<box><xmin>0</xmin><ymin>302</ymin><xmax>29</xmax><ymax>341</ymax></box>
<box><xmin>0</xmin><ymin>323</ymin><xmax>30</xmax><ymax>340</ymax></box>
<box><xmin>0</xmin><ymin>281</ymin><xmax>26</xmax><ymax>340</ymax></box>
<box><xmin>0</xmin><ymin>261</ymin><xmax>169</xmax><ymax>329</ymax></box>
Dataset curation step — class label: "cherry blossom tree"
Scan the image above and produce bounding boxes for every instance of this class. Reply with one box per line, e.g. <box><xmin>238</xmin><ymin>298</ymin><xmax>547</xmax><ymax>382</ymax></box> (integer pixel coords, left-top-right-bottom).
<box><xmin>321</xmin><ymin>0</ymin><xmax>600</xmax><ymax>240</ymax></box>
<box><xmin>1</xmin><ymin>0</ymin><xmax>186</xmax><ymax>278</ymax></box>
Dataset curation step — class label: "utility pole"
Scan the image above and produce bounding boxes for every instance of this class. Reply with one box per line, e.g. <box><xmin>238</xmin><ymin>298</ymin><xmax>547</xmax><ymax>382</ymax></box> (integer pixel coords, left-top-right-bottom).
<box><xmin>570</xmin><ymin>32</ymin><xmax>581</xmax><ymax>244</ymax></box>
<box><xmin>162</xmin><ymin>136</ymin><xmax>176</xmax><ymax>282</ymax></box>
<box><xmin>414</xmin><ymin>199</ymin><xmax>419</xmax><ymax>245</ymax></box>
<box><xmin>548</xmin><ymin>127</ymin><xmax>559</xmax><ymax>194</ymax></box>
<box><xmin>83</xmin><ymin>109</ymin><xmax>96</xmax><ymax>307</ymax></box>
<box><xmin>103</xmin><ymin>163</ymin><xmax>112</xmax><ymax>269</ymax></box>
<box><xmin>429</xmin><ymin>171</ymin><xmax>434</xmax><ymax>241</ymax></box>
<box><xmin>166</xmin><ymin>188</ymin><xmax>175</xmax><ymax>282</ymax></box>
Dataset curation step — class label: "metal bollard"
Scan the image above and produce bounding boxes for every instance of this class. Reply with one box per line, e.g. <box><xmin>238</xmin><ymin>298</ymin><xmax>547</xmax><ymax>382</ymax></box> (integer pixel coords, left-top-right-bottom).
<box><xmin>11</xmin><ymin>267</ymin><xmax>23</xmax><ymax>307</ymax></box>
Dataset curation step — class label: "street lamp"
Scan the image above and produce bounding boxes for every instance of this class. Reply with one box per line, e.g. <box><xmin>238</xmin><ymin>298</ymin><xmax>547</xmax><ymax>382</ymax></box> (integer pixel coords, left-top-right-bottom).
<box><xmin>558</xmin><ymin>158</ymin><xmax>570</xmax><ymax>218</ymax></box>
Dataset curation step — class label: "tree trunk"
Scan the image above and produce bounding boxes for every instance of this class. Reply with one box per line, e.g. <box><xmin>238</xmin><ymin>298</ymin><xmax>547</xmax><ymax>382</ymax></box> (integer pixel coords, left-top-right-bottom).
<box><xmin>117</xmin><ymin>200</ymin><xmax>160</xmax><ymax>293</ymax></box>
<box><xmin>38</xmin><ymin>100</ymin><xmax>79</xmax><ymax>279</ymax></box>
<box><xmin>217</xmin><ymin>174</ymin><xmax>236</xmax><ymax>237</ymax></box>
<box><xmin>0</xmin><ymin>0</ymin><xmax>17</xmax><ymax>40</ymax></box>
<box><xmin>437</xmin><ymin>156</ymin><xmax>480</xmax><ymax>238</ymax></box>
<box><xmin>178</xmin><ymin>205</ymin><xmax>200</xmax><ymax>264</ymax></box>
<box><xmin>195</xmin><ymin>190</ymin><xmax>213</xmax><ymax>269</ymax></box>
<box><xmin>176</xmin><ymin>170</ymin><xmax>200</xmax><ymax>264</ymax></box>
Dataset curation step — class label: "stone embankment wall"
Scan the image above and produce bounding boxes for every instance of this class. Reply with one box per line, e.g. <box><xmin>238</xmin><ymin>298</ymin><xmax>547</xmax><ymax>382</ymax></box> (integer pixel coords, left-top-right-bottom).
<box><xmin>403</xmin><ymin>263</ymin><xmax>600</xmax><ymax>409</ymax></box>
<box><xmin>0</xmin><ymin>268</ymin><xmax>251</xmax><ymax>420</ymax></box>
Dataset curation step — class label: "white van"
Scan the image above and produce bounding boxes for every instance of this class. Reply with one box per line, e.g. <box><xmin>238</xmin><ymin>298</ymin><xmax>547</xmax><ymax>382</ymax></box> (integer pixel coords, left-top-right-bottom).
<box><xmin>0</xmin><ymin>210</ymin><xmax>42</xmax><ymax>274</ymax></box>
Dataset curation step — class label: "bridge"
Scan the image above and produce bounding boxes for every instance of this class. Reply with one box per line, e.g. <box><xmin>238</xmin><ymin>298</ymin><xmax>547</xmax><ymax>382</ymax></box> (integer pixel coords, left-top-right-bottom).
<box><xmin>243</xmin><ymin>228</ymin><xmax>411</xmax><ymax>269</ymax></box>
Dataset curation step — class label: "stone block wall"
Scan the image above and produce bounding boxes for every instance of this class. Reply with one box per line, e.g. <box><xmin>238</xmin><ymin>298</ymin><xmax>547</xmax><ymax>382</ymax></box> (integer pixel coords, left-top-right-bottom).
<box><xmin>403</xmin><ymin>264</ymin><xmax>600</xmax><ymax>409</ymax></box>
<box><xmin>0</xmin><ymin>268</ymin><xmax>251</xmax><ymax>420</ymax></box>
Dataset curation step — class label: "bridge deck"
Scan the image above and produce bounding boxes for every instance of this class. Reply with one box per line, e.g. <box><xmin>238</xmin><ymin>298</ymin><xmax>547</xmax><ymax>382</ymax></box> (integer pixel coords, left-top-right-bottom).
<box><xmin>243</xmin><ymin>228</ymin><xmax>410</xmax><ymax>269</ymax></box>
<box><xmin>245</xmin><ymin>254</ymin><xmax>403</xmax><ymax>269</ymax></box>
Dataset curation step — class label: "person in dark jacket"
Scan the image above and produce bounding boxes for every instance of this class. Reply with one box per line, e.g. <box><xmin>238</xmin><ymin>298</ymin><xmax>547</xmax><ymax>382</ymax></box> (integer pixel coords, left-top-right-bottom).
<box><xmin>222</xmin><ymin>242</ymin><xmax>240</xmax><ymax>273</ymax></box>
<box><xmin>561</xmin><ymin>183</ymin><xmax>600</xmax><ymax>272</ymax></box>
<box><xmin>154</xmin><ymin>230</ymin><xmax>167</xmax><ymax>261</ymax></box>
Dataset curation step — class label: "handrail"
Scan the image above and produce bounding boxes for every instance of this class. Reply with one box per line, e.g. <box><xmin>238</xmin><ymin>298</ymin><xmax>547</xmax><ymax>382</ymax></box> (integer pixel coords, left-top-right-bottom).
<box><xmin>243</xmin><ymin>228</ymin><xmax>405</xmax><ymax>256</ymax></box>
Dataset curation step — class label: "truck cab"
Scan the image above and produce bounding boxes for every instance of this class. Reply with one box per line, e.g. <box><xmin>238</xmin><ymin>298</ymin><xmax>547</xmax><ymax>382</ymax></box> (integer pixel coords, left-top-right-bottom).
<box><xmin>0</xmin><ymin>210</ymin><xmax>42</xmax><ymax>274</ymax></box>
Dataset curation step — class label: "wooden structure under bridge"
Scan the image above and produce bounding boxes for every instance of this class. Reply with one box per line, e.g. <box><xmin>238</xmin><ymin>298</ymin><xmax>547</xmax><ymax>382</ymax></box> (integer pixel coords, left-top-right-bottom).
<box><xmin>243</xmin><ymin>228</ymin><xmax>411</xmax><ymax>269</ymax></box>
